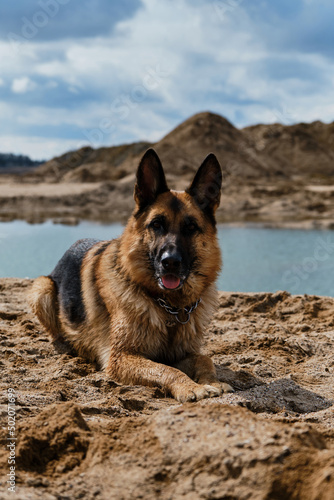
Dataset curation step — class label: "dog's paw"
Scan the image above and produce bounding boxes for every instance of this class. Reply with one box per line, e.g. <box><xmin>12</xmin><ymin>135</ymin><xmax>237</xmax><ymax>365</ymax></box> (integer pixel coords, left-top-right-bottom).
<box><xmin>202</xmin><ymin>384</ymin><xmax>221</xmax><ymax>397</ymax></box>
<box><xmin>173</xmin><ymin>383</ymin><xmax>221</xmax><ymax>403</ymax></box>
<box><xmin>197</xmin><ymin>378</ymin><xmax>235</xmax><ymax>394</ymax></box>
<box><xmin>198</xmin><ymin>381</ymin><xmax>234</xmax><ymax>394</ymax></box>
<box><xmin>209</xmin><ymin>381</ymin><xmax>235</xmax><ymax>394</ymax></box>
<box><xmin>222</xmin><ymin>382</ymin><xmax>234</xmax><ymax>393</ymax></box>
<box><xmin>217</xmin><ymin>382</ymin><xmax>235</xmax><ymax>394</ymax></box>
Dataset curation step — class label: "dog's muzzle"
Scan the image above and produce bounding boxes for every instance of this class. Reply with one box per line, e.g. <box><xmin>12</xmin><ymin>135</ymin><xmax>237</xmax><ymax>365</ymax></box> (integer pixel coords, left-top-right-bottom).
<box><xmin>158</xmin><ymin>249</ymin><xmax>185</xmax><ymax>290</ymax></box>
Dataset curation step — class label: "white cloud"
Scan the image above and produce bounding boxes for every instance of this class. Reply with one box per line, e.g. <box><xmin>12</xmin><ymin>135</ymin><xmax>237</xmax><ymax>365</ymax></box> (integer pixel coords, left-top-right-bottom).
<box><xmin>11</xmin><ymin>76</ymin><xmax>36</xmax><ymax>93</ymax></box>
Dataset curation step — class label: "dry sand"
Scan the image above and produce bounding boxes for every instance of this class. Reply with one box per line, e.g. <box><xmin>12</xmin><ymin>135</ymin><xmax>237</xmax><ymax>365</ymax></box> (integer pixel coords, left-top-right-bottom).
<box><xmin>1</xmin><ymin>279</ymin><xmax>334</xmax><ymax>499</ymax></box>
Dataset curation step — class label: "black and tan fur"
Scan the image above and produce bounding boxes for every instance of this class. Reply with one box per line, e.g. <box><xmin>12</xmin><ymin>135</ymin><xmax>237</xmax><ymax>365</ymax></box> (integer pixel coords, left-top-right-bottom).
<box><xmin>30</xmin><ymin>149</ymin><xmax>233</xmax><ymax>402</ymax></box>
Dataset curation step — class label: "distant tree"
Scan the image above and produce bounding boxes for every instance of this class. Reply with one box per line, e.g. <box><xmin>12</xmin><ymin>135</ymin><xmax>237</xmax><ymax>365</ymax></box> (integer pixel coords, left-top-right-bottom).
<box><xmin>0</xmin><ymin>153</ymin><xmax>44</xmax><ymax>170</ymax></box>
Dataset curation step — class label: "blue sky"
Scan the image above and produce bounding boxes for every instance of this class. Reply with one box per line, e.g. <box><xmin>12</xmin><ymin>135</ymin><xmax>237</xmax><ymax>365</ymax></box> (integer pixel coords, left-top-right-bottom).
<box><xmin>1</xmin><ymin>0</ymin><xmax>334</xmax><ymax>160</ymax></box>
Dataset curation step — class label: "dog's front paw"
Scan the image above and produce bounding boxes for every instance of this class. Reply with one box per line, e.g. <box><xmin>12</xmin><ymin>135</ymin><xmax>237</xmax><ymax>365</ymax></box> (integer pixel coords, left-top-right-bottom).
<box><xmin>197</xmin><ymin>376</ymin><xmax>235</xmax><ymax>394</ymax></box>
<box><xmin>207</xmin><ymin>381</ymin><xmax>234</xmax><ymax>394</ymax></box>
<box><xmin>172</xmin><ymin>382</ymin><xmax>222</xmax><ymax>403</ymax></box>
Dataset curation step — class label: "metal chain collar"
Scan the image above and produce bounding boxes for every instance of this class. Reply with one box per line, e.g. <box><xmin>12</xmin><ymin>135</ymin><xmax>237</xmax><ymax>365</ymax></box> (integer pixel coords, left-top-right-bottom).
<box><xmin>156</xmin><ymin>297</ymin><xmax>202</xmax><ymax>326</ymax></box>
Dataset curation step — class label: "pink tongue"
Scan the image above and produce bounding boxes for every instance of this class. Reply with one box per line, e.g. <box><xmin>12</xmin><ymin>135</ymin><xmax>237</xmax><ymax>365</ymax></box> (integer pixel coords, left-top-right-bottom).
<box><xmin>162</xmin><ymin>275</ymin><xmax>180</xmax><ymax>289</ymax></box>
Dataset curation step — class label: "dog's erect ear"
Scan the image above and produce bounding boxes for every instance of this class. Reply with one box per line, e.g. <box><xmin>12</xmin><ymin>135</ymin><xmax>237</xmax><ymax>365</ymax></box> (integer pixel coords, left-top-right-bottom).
<box><xmin>186</xmin><ymin>153</ymin><xmax>222</xmax><ymax>215</ymax></box>
<box><xmin>134</xmin><ymin>149</ymin><xmax>169</xmax><ymax>209</ymax></box>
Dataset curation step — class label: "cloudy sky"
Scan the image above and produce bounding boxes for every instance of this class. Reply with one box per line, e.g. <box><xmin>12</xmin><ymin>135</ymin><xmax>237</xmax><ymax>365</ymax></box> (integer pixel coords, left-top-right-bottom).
<box><xmin>1</xmin><ymin>0</ymin><xmax>334</xmax><ymax>160</ymax></box>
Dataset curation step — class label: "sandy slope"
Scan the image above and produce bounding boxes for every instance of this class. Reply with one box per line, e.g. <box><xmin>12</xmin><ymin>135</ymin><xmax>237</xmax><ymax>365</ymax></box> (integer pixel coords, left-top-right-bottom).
<box><xmin>1</xmin><ymin>279</ymin><xmax>334</xmax><ymax>499</ymax></box>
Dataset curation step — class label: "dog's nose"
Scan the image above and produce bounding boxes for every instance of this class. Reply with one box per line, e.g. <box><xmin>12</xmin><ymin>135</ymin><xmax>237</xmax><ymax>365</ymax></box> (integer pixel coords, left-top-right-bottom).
<box><xmin>161</xmin><ymin>251</ymin><xmax>182</xmax><ymax>273</ymax></box>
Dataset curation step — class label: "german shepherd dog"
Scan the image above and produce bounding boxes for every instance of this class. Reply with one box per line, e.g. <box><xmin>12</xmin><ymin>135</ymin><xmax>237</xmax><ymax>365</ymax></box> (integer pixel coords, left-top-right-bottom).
<box><xmin>30</xmin><ymin>149</ymin><xmax>233</xmax><ymax>402</ymax></box>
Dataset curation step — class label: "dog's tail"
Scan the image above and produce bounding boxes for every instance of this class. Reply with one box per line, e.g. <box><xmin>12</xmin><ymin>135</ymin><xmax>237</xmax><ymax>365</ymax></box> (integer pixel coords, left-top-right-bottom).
<box><xmin>29</xmin><ymin>276</ymin><xmax>63</xmax><ymax>340</ymax></box>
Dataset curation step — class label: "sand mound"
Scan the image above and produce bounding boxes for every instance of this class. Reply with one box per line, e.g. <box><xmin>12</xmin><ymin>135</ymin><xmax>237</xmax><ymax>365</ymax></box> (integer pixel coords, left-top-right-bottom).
<box><xmin>15</xmin><ymin>403</ymin><xmax>90</xmax><ymax>476</ymax></box>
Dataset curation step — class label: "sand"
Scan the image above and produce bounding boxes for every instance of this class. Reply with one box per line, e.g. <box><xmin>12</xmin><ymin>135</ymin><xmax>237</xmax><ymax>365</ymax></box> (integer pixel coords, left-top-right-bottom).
<box><xmin>1</xmin><ymin>279</ymin><xmax>334</xmax><ymax>499</ymax></box>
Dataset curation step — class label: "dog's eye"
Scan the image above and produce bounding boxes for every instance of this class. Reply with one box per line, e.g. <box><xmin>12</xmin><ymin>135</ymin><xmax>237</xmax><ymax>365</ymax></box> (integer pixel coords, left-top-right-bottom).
<box><xmin>149</xmin><ymin>219</ymin><xmax>165</xmax><ymax>232</ymax></box>
<box><xmin>185</xmin><ymin>221</ymin><xmax>198</xmax><ymax>233</ymax></box>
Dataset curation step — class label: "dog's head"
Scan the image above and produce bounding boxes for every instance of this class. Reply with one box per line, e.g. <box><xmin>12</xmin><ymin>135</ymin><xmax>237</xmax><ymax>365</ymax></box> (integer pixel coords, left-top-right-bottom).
<box><xmin>121</xmin><ymin>149</ymin><xmax>222</xmax><ymax>299</ymax></box>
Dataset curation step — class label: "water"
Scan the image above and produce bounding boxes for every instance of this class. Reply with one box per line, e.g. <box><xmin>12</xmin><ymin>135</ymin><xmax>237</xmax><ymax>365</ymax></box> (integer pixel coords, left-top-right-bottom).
<box><xmin>218</xmin><ymin>226</ymin><xmax>334</xmax><ymax>296</ymax></box>
<box><xmin>0</xmin><ymin>220</ymin><xmax>333</xmax><ymax>296</ymax></box>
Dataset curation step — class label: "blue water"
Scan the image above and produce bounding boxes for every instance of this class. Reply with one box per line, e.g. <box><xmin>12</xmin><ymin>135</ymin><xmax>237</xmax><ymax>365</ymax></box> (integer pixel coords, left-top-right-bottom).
<box><xmin>0</xmin><ymin>220</ymin><xmax>333</xmax><ymax>296</ymax></box>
